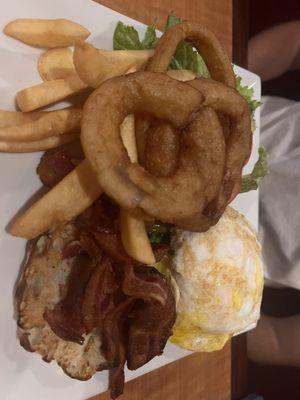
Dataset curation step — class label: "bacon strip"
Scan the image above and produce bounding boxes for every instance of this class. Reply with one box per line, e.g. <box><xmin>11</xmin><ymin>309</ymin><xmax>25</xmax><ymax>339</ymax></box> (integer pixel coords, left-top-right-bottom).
<box><xmin>126</xmin><ymin>269</ymin><xmax>176</xmax><ymax>370</ymax></box>
<box><xmin>61</xmin><ymin>240</ymin><xmax>83</xmax><ymax>259</ymax></box>
<box><xmin>82</xmin><ymin>255</ymin><xmax>118</xmax><ymax>333</ymax></box>
<box><xmin>93</xmin><ymin>232</ymin><xmax>130</xmax><ymax>263</ymax></box>
<box><xmin>44</xmin><ymin>194</ymin><xmax>176</xmax><ymax>399</ymax></box>
<box><xmin>44</xmin><ymin>253</ymin><xmax>96</xmax><ymax>344</ymax></box>
<box><xmin>122</xmin><ymin>264</ymin><xmax>168</xmax><ymax>306</ymax></box>
<box><xmin>102</xmin><ymin>298</ymin><xmax>136</xmax><ymax>399</ymax></box>
<box><xmin>105</xmin><ymin>268</ymin><xmax>176</xmax><ymax>396</ymax></box>
<box><xmin>37</xmin><ymin>148</ymin><xmax>77</xmax><ymax>187</ymax></box>
<box><xmin>76</xmin><ymin>196</ymin><xmax>119</xmax><ymax>234</ymax></box>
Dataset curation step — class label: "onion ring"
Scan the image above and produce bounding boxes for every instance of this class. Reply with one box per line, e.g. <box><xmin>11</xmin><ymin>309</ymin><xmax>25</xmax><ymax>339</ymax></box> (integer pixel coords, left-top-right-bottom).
<box><xmin>143</xmin><ymin>121</ymin><xmax>179</xmax><ymax>177</ymax></box>
<box><xmin>81</xmin><ymin>71</ymin><xmax>226</xmax><ymax>225</ymax></box>
<box><xmin>177</xmin><ymin>77</ymin><xmax>252</xmax><ymax>230</ymax></box>
<box><xmin>140</xmin><ymin>20</ymin><xmax>234</xmax><ymax>179</ymax></box>
<box><xmin>140</xmin><ymin>69</ymin><xmax>196</xmax><ymax>174</ymax></box>
<box><xmin>139</xmin><ymin>22</ymin><xmax>251</xmax><ymax>230</ymax></box>
<box><xmin>146</xmin><ymin>21</ymin><xmax>235</xmax><ymax>87</ymax></box>
<box><xmin>143</xmin><ymin>77</ymin><xmax>251</xmax><ymax>230</ymax></box>
<box><xmin>138</xmin><ymin>21</ymin><xmax>234</xmax><ymax>174</ymax></box>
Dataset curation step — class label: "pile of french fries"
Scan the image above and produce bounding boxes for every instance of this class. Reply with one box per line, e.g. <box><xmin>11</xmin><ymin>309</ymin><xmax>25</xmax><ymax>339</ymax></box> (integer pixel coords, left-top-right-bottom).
<box><xmin>3</xmin><ymin>18</ymin><xmax>156</xmax><ymax>264</ymax></box>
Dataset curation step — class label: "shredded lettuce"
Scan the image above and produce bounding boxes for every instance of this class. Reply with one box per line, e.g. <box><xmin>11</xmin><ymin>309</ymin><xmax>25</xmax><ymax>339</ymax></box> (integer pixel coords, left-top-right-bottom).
<box><xmin>241</xmin><ymin>146</ymin><xmax>268</xmax><ymax>193</ymax></box>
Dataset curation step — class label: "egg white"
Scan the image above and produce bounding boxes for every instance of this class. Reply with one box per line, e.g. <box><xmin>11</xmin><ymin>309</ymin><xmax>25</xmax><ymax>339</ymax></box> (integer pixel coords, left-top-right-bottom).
<box><xmin>170</xmin><ymin>207</ymin><xmax>264</xmax><ymax>351</ymax></box>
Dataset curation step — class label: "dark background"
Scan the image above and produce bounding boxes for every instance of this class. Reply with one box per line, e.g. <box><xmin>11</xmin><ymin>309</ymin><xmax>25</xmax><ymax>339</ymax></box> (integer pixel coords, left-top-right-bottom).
<box><xmin>242</xmin><ymin>1</ymin><xmax>300</xmax><ymax>398</ymax></box>
<box><xmin>250</xmin><ymin>0</ymin><xmax>300</xmax><ymax>101</ymax></box>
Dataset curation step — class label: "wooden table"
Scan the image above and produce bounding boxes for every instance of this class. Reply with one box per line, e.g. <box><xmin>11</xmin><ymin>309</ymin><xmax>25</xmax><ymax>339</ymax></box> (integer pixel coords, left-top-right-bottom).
<box><xmin>90</xmin><ymin>1</ymin><xmax>234</xmax><ymax>399</ymax></box>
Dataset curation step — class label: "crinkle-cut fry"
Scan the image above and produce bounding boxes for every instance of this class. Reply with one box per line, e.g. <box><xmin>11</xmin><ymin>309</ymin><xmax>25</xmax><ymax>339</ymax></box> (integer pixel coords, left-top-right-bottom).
<box><xmin>3</xmin><ymin>18</ymin><xmax>90</xmax><ymax>49</ymax></box>
<box><xmin>0</xmin><ymin>108</ymin><xmax>82</xmax><ymax>142</ymax></box>
<box><xmin>17</xmin><ymin>74</ymin><xmax>87</xmax><ymax>112</ymax></box>
<box><xmin>0</xmin><ymin>132</ymin><xmax>78</xmax><ymax>153</ymax></box>
<box><xmin>73</xmin><ymin>40</ymin><xmax>154</xmax><ymax>88</ymax></box>
<box><xmin>120</xmin><ymin>114</ymin><xmax>155</xmax><ymax>265</ymax></box>
<box><xmin>9</xmin><ymin>160</ymin><xmax>101</xmax><ymax>239</ymax></box>
<box><xmin>38</xmin><ymin>48</ymin><xmax>76</xmax><ymax>81</ymax></box>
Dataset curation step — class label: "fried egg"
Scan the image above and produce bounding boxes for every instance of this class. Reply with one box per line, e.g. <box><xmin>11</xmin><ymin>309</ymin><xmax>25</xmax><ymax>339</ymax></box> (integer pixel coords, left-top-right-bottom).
<box><xmin>170</xmin><ymin>207</ymin><xmax>264</xmax><ymax>352</ymax></box>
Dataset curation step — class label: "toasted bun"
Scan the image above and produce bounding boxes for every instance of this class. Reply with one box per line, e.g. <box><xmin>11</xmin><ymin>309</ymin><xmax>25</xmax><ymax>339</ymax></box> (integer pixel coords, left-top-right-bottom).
<box><xmin>16</xmin><ymin>223</ymin><xmax>107</xmax><ymax>380</ymax></box>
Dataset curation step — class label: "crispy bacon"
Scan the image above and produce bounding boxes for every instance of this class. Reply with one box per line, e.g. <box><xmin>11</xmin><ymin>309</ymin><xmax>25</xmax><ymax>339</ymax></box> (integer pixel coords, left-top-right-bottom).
<box><xmin>93</xmin><ymin>232</ymin><xmax>130</xmax><ymax>264</ymax></box>
<box><xmin>153</xmin><ymin>243</ymin><xmax>170</xmax><ymax>262</ymax></box>
<box><xmin>102</xmin><ymin>298</ymin><xmax>135</xmax><ymax>399</ymax></box>
<box><xmin>122</xmin><ymin>263</ymin><xmax>168</xmax><ymax>306</ymax></box>
<box><xmin>82</xmin><ymin>255</ymin><xmax>118</xmax><ymax>333</ymax></box>
<box><xmin>109</xmin><ymin>364</ymin><xmax>126</xmax><ymax>400</ymax></box>
<box><xmin>76</xmin><ymin>196</ymin><xmax>120</xmax><ymax>234</ymax></box>
<box><xmin>61</xmin><ymin>240</ymin><xmax>83</xmax><ymax>259</ymax></box>
<box><xmin>126</xmin><ymin>268</ymin><xmax>176</xmax><ymax>370</ymax></box>
<box><xmin>104</xmin><ymin>267</ymin><xmax>176</xmax><ymax>397</ymax></box>
<box><xmin>44</xmin><ymin>253</ymin><xmax>96</xmax><ymax>344</ymax></box>
<box><xmin>37</xmin><ymin>148</ymin><xmax>77</xmax><ymax>188</ymax></box>
<box><xmin>62</xmin><ymin>235</ymin><xmax>102</xmax><ymax>262</ymax></box>
<box><xmin>102</xmin><ymin>298</ymin><xmax>135</xmax><ymax>366</ymax></box>
<box><xmin>44</xmin><ymin>193</ymin><xmax>176</xmax><ymax>399</ymax></box>
<box><xmin>79</xmin><ymin>233</ymin><xmax>103</xmax><ymax>260</ymax></box>
<box><xmin>75</xmin><ymin>195</ymin><xmax>129</xmax><ymax>264</ymax></box>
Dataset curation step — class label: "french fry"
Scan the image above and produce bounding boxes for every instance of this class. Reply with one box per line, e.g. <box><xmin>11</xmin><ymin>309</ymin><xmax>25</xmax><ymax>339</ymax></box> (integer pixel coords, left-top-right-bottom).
<box><xmin>0</xmin><ymin>109</ymin><xmax>41</xmax><ymax>128</ymax></box>
<box><xmin>7</xmin><ymin>116</ymin><xmax>155</xmax><ymax>252</ymax></box>
<box><xmin>120</xmin><ymin>212</ymin><xmax>156</xmax><ymax>264</ymax></box>
<box><xmin>3</xmin><ymin>18</ymin><xmax>90</xmax><ymax>48</ymax></box>
<box><xmin>73</xmin><ymin>40</ymin><xmax>154</xmax><ymax>88</ymax></box>
<box><xmin>17</xmin><ymin>74</ymin><xmax>87</xmax><ymax>112</ymax></box>
<box><xmin>120</xmin><ymin>114</ymin><xmax>155</xmax><ymax>265</ymax></box>
<box><xmin>0</xmin><ymin>133</ymin><xmax>78</xmax><ymax>153</ymax></box>
<box><xmin>0</xmin><ymin>108</ymin><xmax>81</xmax><ymax>142</ymax></box>
<box><xmin>38</xmin><ymin>48</ymin><xmax>76</xmax><ymax>81</ymax></box>
<box><xmin>8</xmin><ymin>36</ymin><xmax>154</xmax><ymax>261</ymax></box>
<box><xmin>9</xmin><ymin>160</ymin><xmax>101</xmax><ymax>238</ymax></box>
<box><xmin>120</xmin><ymin>114</ymin><xmax>138</xmax><ymax>161</ymax></box>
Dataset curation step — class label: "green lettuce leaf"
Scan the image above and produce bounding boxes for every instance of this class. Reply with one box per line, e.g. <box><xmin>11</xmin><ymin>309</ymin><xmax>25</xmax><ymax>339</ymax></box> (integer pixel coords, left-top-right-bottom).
<box><xmin>165</xmin><ymin>14</ymin><xmax>210</xmax><ymax>77</ymax></box>
<box><xmin>146</xmin><ymin>221</ymin><xmax>170</xmax><ymax>245</ymax></box>
<box><xmin>241</xmin><ymin>146</ymin><xmax>268</xmax><ymax>193</ymax></box>
<box><xmin>113</xmin><ymin>21</ymin><xmax>157</xmax><ymax>50</ymax></box>
<box><xmin>113</xmin><ymin>15</ymin><xmax>210</xmax><ymax>77</ymax></box>
<box><xmin>165</xmin><ymin>14</ymin><xmax>182</xmax><ymax>29</ymax></box>
<box><xmin>236</xmin><ymin>75</ymin><xmax>261</xmax><ymax>131</ymax></box>
<box><xmin>141</xmin><ymin>25</ymin><xmax>157</xmax><ymax>49</ymax></box>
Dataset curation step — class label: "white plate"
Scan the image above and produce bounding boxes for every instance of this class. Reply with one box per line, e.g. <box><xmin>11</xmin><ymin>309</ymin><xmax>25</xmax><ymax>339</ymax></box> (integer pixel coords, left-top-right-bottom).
<box><xmin>0</xmin><ymin>0</ymin><xmax>261</xmax><ymax>398</ymax></box>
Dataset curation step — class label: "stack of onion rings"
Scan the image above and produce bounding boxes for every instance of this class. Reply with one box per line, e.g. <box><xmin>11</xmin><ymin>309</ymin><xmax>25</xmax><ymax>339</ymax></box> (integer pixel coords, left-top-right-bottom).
<box><xmin>81</xmin><ymin>21</ymin><xmax>252</xmax><ymax>232</ymax></box>
<box><xmin>141</xmin><ymin>21</ymin><xmax>251</xmax><ymax>230</ymax></box>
